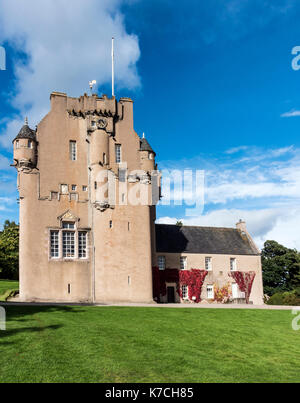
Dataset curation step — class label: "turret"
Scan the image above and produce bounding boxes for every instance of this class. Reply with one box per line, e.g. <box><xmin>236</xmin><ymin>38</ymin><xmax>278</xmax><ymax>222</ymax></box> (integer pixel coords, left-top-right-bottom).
<box><xmin>139</xmin><ymin>135</ymin><xmax>156</xmax><ymax>173</ymax></box>
<box><xmin>13</xmin><ymin>118</ymin><xmax>37</xmax><ymax>169</ymax></box>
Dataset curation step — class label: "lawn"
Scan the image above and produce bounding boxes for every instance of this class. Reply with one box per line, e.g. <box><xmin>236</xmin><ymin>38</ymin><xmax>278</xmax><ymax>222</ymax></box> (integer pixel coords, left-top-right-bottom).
<box><xmin>0</xmin><ymin>305</ymin><xmax>299</xmax><ymax>383</ymax></box>
<box><xmin>0</xmin><ymin>280</ymin><xmax>19</xmax><ymax>301</ymax></box>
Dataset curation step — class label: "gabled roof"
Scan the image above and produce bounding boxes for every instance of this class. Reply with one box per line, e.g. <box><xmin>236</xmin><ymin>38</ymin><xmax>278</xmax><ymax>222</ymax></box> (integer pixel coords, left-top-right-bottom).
<box><xmin>155</xmin><ymin>224</ymin><xmax>259</xmax><ymax>256</ymax></box>
<box><xmin>140</xmin><ymin>137</ymin><xmax>155</xmax><ymax>155</ymax></box>
<box><xmin>13</xmin><ymin>124</ymin><xmax>36</xmax><ymax>142</ymax></box>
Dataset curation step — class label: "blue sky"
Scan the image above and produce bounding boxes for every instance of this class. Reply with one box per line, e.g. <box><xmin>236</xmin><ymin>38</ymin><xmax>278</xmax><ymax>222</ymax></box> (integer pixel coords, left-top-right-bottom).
<box><xmin>0</xmin><ymin>0</ymin><xmax>300</xmax><ymax>249</ymax></box>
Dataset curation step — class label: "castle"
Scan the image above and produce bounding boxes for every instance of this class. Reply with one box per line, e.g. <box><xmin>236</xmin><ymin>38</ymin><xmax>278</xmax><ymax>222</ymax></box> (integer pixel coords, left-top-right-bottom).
<box><xmin>12</xmin><ymin>92</ymin><xmax>264</xmax><ymax>305</ymax></box>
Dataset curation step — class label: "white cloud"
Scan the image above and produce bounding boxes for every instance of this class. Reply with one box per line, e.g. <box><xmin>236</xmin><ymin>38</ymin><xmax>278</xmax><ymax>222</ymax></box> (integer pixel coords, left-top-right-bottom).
<box><xmin>0</xmin><ymin>0</ymin><xmax>141</xmax><ymax>148</ymax></box>
<box><xmin>157</xmin><ymin>145</ymin><xmax>300</xmax><ymax>250</ymax></box>
<box><xmin>281</xmin><ymin>110</ymin><xmax>300</xmax><ymax>118</ymax></box>
<box><xmin>157</xmin><ymin>207</ymin><xmax>300</xmax><ymax>250</ymax></box>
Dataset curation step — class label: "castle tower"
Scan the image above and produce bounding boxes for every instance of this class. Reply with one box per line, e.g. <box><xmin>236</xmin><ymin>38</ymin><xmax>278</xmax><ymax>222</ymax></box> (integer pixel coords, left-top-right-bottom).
<box><xmin>13</xmin><ymin>92</ymin><xmax>158</xmax><ymax>303</ymax></box>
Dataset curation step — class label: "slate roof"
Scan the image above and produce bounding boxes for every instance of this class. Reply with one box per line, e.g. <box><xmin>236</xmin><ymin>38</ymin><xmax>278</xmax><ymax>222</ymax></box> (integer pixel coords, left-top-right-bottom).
<box><xmin>155</xmin><ymin>224</ymin><xmax>259</xmax><ymax>256</ymax></box>
<box><xmin>140</xmin><ymin>137</ymin><xmax>155</xmax><ymax>155</ymax></box>
<box><xmin>13</xmin><ymin>124</ymin><xmax>36</xmax><ymax>142</ymax></box>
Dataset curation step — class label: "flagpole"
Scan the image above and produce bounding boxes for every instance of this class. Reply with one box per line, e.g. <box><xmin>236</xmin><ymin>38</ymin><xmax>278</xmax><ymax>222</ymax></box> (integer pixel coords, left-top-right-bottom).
<box><xmin>112</xmin><ymin>37</ymin><xmax>115</xmax><ymax>97</ymax></box>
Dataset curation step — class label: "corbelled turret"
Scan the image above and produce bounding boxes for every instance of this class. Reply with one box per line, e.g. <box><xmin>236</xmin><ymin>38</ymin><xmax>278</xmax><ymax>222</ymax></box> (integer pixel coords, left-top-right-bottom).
<box><xmin>13</xmin><ymin>118</ymin><xmax>37</xmax><ymax>169</ymax></box>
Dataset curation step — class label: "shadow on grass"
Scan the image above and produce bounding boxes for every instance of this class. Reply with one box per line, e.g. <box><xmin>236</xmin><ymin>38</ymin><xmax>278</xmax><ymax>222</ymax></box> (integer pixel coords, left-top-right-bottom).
<box><xmin>0</xmin><ymin>324</ymin><xmax>62</xmax><ymax>343</ymax></box>
<box><xmin>0</xmin><ymin>305</ymin><xmax>82</xmax><ymax>342</ymax></box>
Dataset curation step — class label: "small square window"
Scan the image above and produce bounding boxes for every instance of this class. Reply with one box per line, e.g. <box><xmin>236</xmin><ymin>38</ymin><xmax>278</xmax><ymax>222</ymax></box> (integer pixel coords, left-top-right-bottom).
<box><xmin>61</xmin><ymin>184</ymin><xmax>68</xmax><ymax>194</ymax></box>
<box><xmin>82</xmin><ymin>186</ymin><xmax>88</xmax><ymax>192</ymax></box>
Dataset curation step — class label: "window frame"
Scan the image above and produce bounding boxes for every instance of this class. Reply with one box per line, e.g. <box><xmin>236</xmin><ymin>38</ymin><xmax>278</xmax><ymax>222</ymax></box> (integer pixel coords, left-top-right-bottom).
<box><xmin>115</xmin><ymin>144</ymin><xmax>122</xmax><ymax>164</ymax></box>
<box><xmin>49</xmin><ymin>221</ymin><xmax>89</xmax><ymax>261</ymax></box>
<box><xmin>206</xmin><ymin>284</ymin><xmax>214</xmax><ymax>299</ymax></box>
<box><xmin>230</xmin><ymin>258</ymin><xmax>237</xmax><ymax>272</ymax></box>
<box><xmin>205</xmin><ymin>257</ymin><xmax>212</xmax><ymax>271</ymax></box>
<box><xmin>158</xmin><ymin>255</ymin><xmax>166</xmax><ymax>271</ymax></box>
<box><xmin>69</xmin><ymin>140</ymin><xmax>77</xmax><ymax>161</ymax></box>
<box><xmin>180</xmin><ymin>256</ymin><xmax>187</xmax><ymax>270</ymax></box>
<box><xmin>181</xmin><ymin>285</ymin><xmax>188</xmax><ymax>300</ymax></box>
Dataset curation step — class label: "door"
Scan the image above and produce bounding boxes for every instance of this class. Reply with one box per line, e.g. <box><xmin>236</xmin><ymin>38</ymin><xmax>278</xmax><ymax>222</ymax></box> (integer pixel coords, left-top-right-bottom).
<box><xmin>167</xmin><ymin>286</ymin><xmax>175</xmax><ymax>303</ymax></box>
<box><xmin>232</xmin><ymin>283</ymin><xmax>238</xmax><ymax>299</ymax></box>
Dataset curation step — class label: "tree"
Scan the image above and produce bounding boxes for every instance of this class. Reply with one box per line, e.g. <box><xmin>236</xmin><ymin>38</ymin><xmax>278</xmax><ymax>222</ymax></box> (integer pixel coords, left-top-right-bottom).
<box><xmin>262</xmin><ymin>240</ymin><xmax>300</xmax><ymax>296</ymax></box>
<box><xmin>0</xmin><ymin>221</ymin><xmax>19</xmax><ymax>280</ymax></box>
<box><xmin>176</xmin><ymin>221</ymin><xmax>183</xmax><ymax>227</ymax></box>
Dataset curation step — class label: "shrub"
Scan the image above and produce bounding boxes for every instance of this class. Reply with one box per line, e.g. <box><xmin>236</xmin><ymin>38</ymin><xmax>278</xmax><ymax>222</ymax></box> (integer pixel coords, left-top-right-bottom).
<box><xmin>267</xmin><ymin>289</ymin><xmax>300</xmax><ymax>306</ymax></box>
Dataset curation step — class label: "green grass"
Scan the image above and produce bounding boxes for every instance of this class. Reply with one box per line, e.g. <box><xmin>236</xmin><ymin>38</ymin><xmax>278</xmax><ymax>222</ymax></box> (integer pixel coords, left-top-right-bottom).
<box><xmin>0</xmin><ymin>280</ymin><xmax>19</xmax><ymax>301</ymax></box>
<box><xmin>0</xmin><ymin>306</ymin><xmax>299</xmax><ymax>383</ymax></box>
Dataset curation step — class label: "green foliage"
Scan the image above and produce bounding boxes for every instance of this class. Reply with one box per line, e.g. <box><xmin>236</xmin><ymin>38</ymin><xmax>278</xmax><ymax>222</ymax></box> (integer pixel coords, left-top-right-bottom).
<box><xmin>267</xmin><ymin>288</ymin><xmax>300</xmax><ymax>306</ymax></box>
<box><xmin>262</xmin><ymin>240</ymin><xmax>300</xmax><ymax>296</ymax></box>
<box><xmin>176</xmin><ymin>221</ymin><xmax>183</xmax><ymax>227</ymax></box>
<box><xmin>0</xmin><ymin>220</ymin><xmax>19</xmax><ymax>280</ymax></box>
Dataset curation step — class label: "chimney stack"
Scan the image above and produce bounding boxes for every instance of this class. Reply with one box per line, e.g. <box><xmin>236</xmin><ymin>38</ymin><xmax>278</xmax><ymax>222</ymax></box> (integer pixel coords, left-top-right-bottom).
<box><xmin>236</xmin><ymin>219</ymin><xmax>247</xmax><ymax>233</ymax></box>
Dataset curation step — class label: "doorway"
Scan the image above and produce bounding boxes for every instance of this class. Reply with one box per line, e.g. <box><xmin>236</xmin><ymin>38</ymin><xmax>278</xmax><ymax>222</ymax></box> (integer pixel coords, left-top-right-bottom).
<box><xmin>167</xmin><ymin>286</ymin><xmax>175</xmax><ymax>303</ymax></box>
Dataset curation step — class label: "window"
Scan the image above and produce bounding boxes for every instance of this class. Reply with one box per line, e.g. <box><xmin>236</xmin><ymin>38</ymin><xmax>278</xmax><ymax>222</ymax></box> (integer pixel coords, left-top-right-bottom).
<box><xmin>63</xmin><ymin>231</ymin><xmax>75</xmax><ymax>258</ymax></box>
<box><xmin>91</xmin><ymin>121</ymin><xmax>96</xmax><ymax>127</ymax></box>
<box><xmin>103</xmin><ymin>153</ymin><xmax>107</xmax><ymax>165</ymax></box>
<box><xmin>82</xmin><ymin>186</ymin><xmax>88</xmax><ymax>192</ymax></box>
<box><xmin>181</xmin><ymin>285</ymin><xmax>188</xmax><ymax>300</ymax></box>
<box><xmin>230</xmin><ymin>258</ymin><xmax>237</xmax><ymax>272</ymax></box>
<box><xmin>15</xmin><ymin>140</ymin><xmax>19</xmax><ymax>149</ymax></box>
<box><xmin>71</xmin><ymin>185</ymin><xmax>77</xmax><ymax>191</ymax></box>
<box><xmin>115</xmin><ymin>144</ymin><xmax>121</xmax><ymax>163</ymax></box>
<box><xmin>180</xmin><ymin>256</ymin><xmax>187</xmax><ymax>270</ymax></box>
<box><xmin>49</xmin><ymin>222</ymin><xmax>88</xmax><ymax>260</ymax></box>
<box><xmin>205</xmin><ymin>257</ymin><xmax>212</xmax><ymax>271</ymax></box>
<box><xmin>94</xmin><ymin>182</ymin><xmax>97</xmax><ymax>190</ymax></box>
<box><xmin>158</xmin><ymin>256</ymin><xmax>166</xmax><ymax>271</ymax></box>
<box><xmin>61</xmin><ymin>184</ymin><xmax>68</xmax><ymax>194</ymax></box>
<box><xmin>62</xmin><ymin>222</ymin><xmax>75</xmax><ymax>229</ymax></box>
<box><xmin>69</xmin><ymin>141</ymin><xmax>77</xmax><ymax>161</ymax></box>
<box><xmin>207</xmin><ymin>285</ymin><xmax>214</xmax><ymax>299</ymax></box>
<box><xmin>28</xmin><ymin>140</ymin><xmax>33</xmax><ymax>148</ymax></box>
<box><xmin>78</xmin><ymin>232</ymin><xmax>87</xmax><ymax>258</ymax></box>
<box><xmin>149</xmin><ymin>153</ymin><xmax>154</xmax><ymax>160</ymax></box>
<box><xmin>109</xmin><ymin>220</ymin><xmax>113</xmax><ymax>229</ymax></box>
<box><xmin>50</xmin><ymin>231</ymin><xmax>59</xmax><ymax>258</ymax></box>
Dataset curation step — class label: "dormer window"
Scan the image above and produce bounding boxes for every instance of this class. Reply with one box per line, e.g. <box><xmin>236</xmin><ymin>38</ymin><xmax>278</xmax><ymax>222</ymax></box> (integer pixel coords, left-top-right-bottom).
<box><xmin>62</xmin><ymin>222</ymin><xmax>75</xmax><ymax>229</ymax></box>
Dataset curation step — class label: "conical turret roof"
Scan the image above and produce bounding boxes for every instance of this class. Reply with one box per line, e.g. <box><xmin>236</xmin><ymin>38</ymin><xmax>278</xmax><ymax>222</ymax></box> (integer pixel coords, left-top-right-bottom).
<box><xmin>140</xmin><ymin>137</ymin><xmax>155</xmax><ymax>155</ymax></box>
<box><xmin>13</xmin><ymin>119</ymin><xmax>36</xmax><ymax>143</ymax></box>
